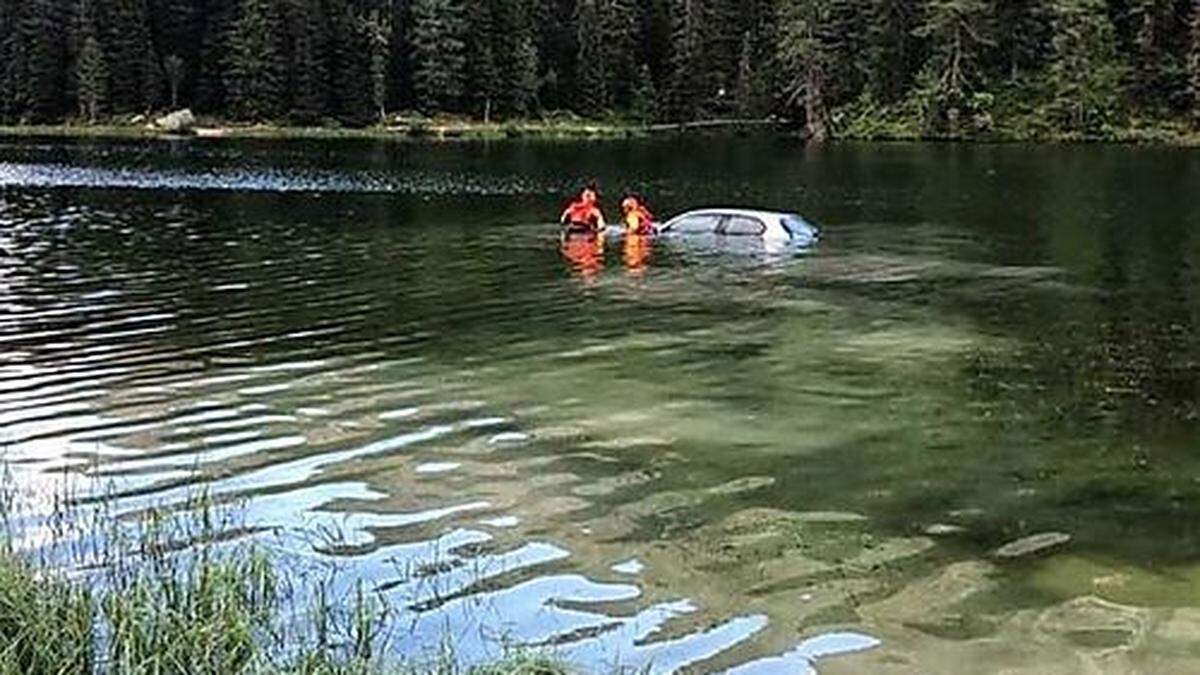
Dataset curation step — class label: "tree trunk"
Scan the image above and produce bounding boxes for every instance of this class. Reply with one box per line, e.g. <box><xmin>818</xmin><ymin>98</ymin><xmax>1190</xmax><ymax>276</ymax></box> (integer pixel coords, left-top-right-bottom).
<box><xmin>1191</xmin><ymin>0</ymin><xmax>1200</xmax><ymax>129</ymax></box>
<box><xmin>805</xmin><ymin>65</ymin><xmax>828</xmax><ymax>142</ymax></box>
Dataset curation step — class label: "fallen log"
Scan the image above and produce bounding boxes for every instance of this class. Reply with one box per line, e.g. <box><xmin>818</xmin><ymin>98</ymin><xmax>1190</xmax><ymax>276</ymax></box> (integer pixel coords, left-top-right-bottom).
<box><xmin>642</xmin><ymin>118</ymin><xmax>790</xmax><ymax>133</ymax></box>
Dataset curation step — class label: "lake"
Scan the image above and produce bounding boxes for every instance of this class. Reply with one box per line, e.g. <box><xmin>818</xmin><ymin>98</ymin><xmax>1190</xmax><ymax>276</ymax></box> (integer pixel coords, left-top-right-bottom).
<box><xmin>2</xmin><ymin>135</ymin><xmax>1200</xmax><ymax>673</ymax></box>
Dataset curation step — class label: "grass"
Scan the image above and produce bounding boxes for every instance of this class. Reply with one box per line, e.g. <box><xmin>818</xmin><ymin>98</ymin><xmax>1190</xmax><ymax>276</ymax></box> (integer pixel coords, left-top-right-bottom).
<box><xmin>0</xmin><ymin>472</ymin><xmax>572</xmax><ymax>675</ymax></box>
<box><xmin>0</xmin><ymin>112</ymin><xmax>650</xmax><ymax>143</ymax></box>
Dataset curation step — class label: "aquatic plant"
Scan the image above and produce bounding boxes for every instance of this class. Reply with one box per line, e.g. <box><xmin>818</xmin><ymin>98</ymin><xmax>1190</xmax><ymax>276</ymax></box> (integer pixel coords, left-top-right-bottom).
<box><xmin>0</xmin><ymin>466</ymin><xmax>568</xmax><ymax>675</ymax></box>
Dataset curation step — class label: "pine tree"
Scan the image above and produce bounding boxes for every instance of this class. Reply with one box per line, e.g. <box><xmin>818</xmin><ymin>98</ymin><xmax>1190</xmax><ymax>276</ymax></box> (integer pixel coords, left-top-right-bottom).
<box><xmin>326</xmin><ymin>1</ymin><xmax>374</xmax><ymax>126</ymax></box>
<box><xmin>142</xmin><ymin>42</ymin><xmax>163</xmax><ymax>112</ymax></box>
<box><xmin>1187</xmin><ymin>0</ymin><xmax>1199</xmax><ymax>126</ymax></box>
<box><xmin>734</xmin><ymin>32</ymin><xmax>756</xmax><ymax>117</ymax></box>
<box><xmin>285</xmin><ymin>0</ymin><xmax>329</xmax><ymax>123</ymax></box>
<box><xmin>74</xmin><ymin>0</ymin><xmax>107</xmax><ymax>122</ymax></box>
<box><xmin>511</xmin><ymin>34</ymin><xmax>541</xmax><ymax>116</ymax></box>
<box><xmin>602</xmin><ymin>0</ymin><xmax>640</xmax><ymax>109</ymax></box>
<box><xmin>411</xmin><ymin>0</ymin><xmax>467</xmax><ymax>113</ymax></box>
<box><xmin>465</xmin><ymin>1</ymin><xmax>501</xmax><ymax>120</ymax></box>
<box><xmin>867</xmin><ymin>0</ymin><xmax>919</xmax><ymax>101</ymax></box>
<box><xmin>225</xmin><ymin>0</ymin><xmax>285</xmax><ymax>121</ymax></box>
<box><xmin>995</xmin><ymin>0</ymin><xmax>1054</xmax><ymax>81</ymax></box>
<box><xmin>630</xmin><ymin>63</ymin><xmax>659</xmax><ymax>122</ymax></box>
<box><xmin>575</xmin><ymin>0</ymin><xmax>610</xmax><ymax>116</ymax></box>
<box><xmin>8</xmin><ymin>0</ymin><xmax>69</xmax><ymax>121</ymax></box>
<box><xmin>1050</xmin><ymin>0</ymin><xmax>1125</xmax><ymax>133</ymax></box>
<box><xmin>152</xmin><ymin>0</ymin><xmax>201</xmax><ymax>107</ymax></box>
<box><xmin>530</xmin><ymin>0</ymin><xmax>574</xmax><ymax>110</ymax></box>
<box><xmin>195</xmin><ymin>0</ymin><xmax>236</xmax><ymax>113</ymax></box>
<box><xmin>913</xmin><ymin>0</ymin><xmax>993</xmax><ymax>131</ymax></box>
<box><xmin>777</xmin><ymin>0</ymin><xmax>833</xmax><ymax>140</ymax></box>
<box><xmin>667</xmin><ymin>0</ymin><xmax>712</xmax><ymax>121</ymax></box>
<box><xmin>365</xmin><ymin>10</ymin><xmax>392</xmax><ymax>124</ymax></box>
<box><xmin>101</xmin><ymin>0</ymin><xmax>157</xmax><ymax>113</ymax></box>
<box><xmin>387</xmin><ymin>0</ymin><xmax>416</xmax><ymax>112</ymax></box>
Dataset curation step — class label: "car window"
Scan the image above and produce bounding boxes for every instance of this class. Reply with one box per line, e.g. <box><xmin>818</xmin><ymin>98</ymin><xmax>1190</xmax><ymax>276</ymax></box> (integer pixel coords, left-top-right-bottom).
<box><xmin>783</xmin><ymin>216</ymin><xmax>809</xmax><ymax>235</ymax></box>
<box><xmin>670</xmin><ymin>214</ymin><xmax>723</xmax><ymax>234</ymax></box>
<box><xmin>722</xmin><ymin>216</ymin><xmax>766</xmax><ymax>236</ymax></box>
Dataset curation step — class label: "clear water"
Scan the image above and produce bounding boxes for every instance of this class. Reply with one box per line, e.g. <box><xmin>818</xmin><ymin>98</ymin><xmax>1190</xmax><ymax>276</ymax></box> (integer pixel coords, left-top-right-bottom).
<box><xmin>3</xmin><ymin>136</ymin><xmax>1200</xmax><ymax>672</ymax></box>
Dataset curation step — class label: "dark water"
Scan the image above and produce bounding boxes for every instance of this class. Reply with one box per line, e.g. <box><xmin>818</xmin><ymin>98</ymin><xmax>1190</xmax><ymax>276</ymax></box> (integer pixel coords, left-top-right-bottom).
<box><xmin>3</xmin><ymin>136</ymin><xmax>1200</xmax><ymax>673</ymax></box>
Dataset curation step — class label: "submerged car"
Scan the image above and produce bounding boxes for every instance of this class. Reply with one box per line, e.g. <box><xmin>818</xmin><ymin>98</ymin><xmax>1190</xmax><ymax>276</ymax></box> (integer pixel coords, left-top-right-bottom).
<box><xmin>657</xmin><ymin>209</ymin><xmax>819</xmax><ymax>245</ymax></box>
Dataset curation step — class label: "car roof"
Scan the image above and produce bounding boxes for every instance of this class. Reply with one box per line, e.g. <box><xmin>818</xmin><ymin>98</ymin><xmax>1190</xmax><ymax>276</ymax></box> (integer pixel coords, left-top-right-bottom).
<box><xmin>668</xmin><ymin>209</ymin><xmax>794</xmax><ymax>222</ymax></box>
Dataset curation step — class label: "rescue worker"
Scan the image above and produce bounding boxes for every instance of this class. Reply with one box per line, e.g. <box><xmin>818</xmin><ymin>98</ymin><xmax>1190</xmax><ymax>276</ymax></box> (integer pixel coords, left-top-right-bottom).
<box><xmin>560</xmin><ymin>183</ymin><xmax>607</xmax><ymax>237</ymax></box>
<box><xmin>620</xmin><ymin>192</ymin><xmax>655</xmax><ymax>236</ymax></box>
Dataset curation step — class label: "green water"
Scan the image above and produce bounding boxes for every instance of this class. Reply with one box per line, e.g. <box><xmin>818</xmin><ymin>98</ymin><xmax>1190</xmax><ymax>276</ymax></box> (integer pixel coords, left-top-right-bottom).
<box><xmin>2</xmin><ymin>136</ymin><xmax>1200</xmax><ymax>672</ymax></box>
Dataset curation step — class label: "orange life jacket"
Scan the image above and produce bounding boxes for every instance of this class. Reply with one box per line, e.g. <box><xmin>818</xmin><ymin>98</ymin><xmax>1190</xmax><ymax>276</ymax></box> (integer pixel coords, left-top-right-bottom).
<box><xmin>565</xmin><ymin>200</ymin><xmax>602</xmax><ymax>228</ymax></box>
<box><xmin>621</xmin><ymin>199</ymin><xmax>655</xmax><ymax>234</ymax></box>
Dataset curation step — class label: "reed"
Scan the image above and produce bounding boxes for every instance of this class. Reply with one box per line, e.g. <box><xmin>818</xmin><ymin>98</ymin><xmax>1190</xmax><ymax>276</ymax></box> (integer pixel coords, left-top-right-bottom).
<box><xmin>0</xmin><ymin>466</ymin><xmax>569</xmax><ymax>675</ymax></box>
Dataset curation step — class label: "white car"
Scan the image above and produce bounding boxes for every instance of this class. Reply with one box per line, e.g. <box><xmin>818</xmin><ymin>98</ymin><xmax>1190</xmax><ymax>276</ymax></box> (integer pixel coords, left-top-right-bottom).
<box><xmin>658</xmin><ymin>209</ymin><xmax>819</xmax><ymax>245</ymax></box>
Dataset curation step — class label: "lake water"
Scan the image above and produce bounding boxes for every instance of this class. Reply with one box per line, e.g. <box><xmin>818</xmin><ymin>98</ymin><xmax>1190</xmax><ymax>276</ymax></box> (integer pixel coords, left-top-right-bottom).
<box><xmin>2</xmin><ymin>136</ymin><xmax>1200</xmax><ymax>673</ymax></box>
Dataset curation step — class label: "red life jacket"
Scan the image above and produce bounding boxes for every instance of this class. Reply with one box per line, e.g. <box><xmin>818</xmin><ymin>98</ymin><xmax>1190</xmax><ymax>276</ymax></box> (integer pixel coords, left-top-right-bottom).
<box><xmin>565</xmin><ymin>200</ymin><xmax>601</xmax><ymax>227</ymax></box>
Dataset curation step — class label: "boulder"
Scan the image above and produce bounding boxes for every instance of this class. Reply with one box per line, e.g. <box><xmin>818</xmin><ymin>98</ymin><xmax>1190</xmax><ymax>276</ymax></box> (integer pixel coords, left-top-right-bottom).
<box><xmin>994</xmin><ymin>532</ymin><xmax>1072</xmax><ymax>560</ymax></box>
<box><xmin>154</xmin><ymin>108</ymin><xmax>196</xmax><ymax>134</ymax></box>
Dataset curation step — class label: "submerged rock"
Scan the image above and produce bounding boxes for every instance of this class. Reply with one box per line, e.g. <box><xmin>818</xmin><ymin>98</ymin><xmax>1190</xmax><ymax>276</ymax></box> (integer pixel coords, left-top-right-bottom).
<box><xmin>707</xmin><ymin>476</ymin><xmax>776</xmax><ymax>496</ymax></box>
<box><xmin>924</xmin><ymin>523</ymin><xmax>966</xmax><ymax>536</ymax></box>
<box><xmin>154</xmin><ymin>108</ymin><xmax>196</xmax><ymax>134</ymax></box>
<box><xmin>994</xmin><ymin>532</ymin><xmax>1072</xmax><ymax>560</ymax></box>
<box><xmin>865</xmin><ymin>561</ymin><xmax>1000</xmax><ymax>624</ymax></box>
<box><xmin>794</xmin><ymin>511</ymin><xmax>869</xmax><ymax>524</ymax></box>
<box><xmin>1036</xmin><ymin>596</ymin><xmax>1148</xmax><ymax>650</ymax></box>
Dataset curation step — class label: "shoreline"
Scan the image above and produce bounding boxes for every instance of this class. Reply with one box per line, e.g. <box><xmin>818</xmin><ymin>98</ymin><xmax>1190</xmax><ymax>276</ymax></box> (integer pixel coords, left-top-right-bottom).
<box><xmin>0</xmin><ymin>119</ymin><xmax>655</xmax><ymax>143</ymax></box>
<box><xmin>2</xmin><ymin>117</ymin><xmax>1199</xmax><ymax>146</ymax></box>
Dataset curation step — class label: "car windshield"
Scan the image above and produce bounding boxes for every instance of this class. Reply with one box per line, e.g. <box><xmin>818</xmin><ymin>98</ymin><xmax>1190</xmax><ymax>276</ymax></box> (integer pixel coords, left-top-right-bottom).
<box><xmin>782</xmin><ymin>215</ymin><xmax>809</xmax><ymax>235</ymax></box>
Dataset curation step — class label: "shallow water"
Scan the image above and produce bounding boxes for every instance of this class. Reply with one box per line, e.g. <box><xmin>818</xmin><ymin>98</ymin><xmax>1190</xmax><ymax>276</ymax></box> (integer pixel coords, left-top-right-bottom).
<box><xmin>2</xmin><ymin>136</ymin><xmax>1200</xmax><ymax>672</ymax></box>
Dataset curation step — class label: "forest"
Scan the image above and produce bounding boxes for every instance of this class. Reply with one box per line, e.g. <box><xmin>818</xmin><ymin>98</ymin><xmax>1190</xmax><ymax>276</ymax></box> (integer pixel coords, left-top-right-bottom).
<box><xmin>1</xmin><ymin>0</ymin><xmax>1199</xmax><ymax>141</ymax></box>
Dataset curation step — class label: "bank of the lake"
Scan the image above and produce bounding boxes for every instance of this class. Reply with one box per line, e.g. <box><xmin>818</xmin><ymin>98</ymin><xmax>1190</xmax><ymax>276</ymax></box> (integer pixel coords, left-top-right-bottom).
<box><xmin>3</xmin><ymin>113</ymin><xmax>1200</xmax><ymax>145</ymax></box>
<box><xmin>0</xmin><ymin>116</ymin><xmax>654</xmax><ymax>143</ymax></box>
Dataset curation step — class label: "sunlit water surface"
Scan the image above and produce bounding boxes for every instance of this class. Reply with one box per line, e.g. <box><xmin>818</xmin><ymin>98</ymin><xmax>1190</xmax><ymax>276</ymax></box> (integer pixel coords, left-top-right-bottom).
<box><xmin>2</xmin><ymin>137</ymin><xmax>1200</xmax><ymax>673</ymax></box>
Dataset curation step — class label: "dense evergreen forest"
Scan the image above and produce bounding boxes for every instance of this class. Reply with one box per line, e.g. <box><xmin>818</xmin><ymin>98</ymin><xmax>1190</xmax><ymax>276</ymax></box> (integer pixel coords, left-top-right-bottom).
<box><xmin>2</xmin><ymin>0</ymin><xmax>1199</xmax><ymax>140</ymax></box>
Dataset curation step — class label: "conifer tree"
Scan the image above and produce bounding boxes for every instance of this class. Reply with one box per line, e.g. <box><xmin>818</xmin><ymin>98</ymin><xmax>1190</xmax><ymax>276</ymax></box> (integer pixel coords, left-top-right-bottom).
<box><xmin>8</xmin><ymin>0</ymin><xmax>69</xmax><ymax>121</ymax></box>
<box><xmin>153</xmin><ymin>0</ymin><xmax>201</xmax><ymax>106</ymax></box>
<box><xmin>667</xmin><ymin>0</ymin><xmax>713</xmax><ymax>121</ymax></box>
<box><xmin>366</xmin><ymin>10</ymin><xmax>392</xmax><ymax>124</ymax></box>
<box><xmin>411</xmin><ymin>0</ymin><xmax>467</xmax><ymax>113</ymax></box>
<box><xmin>778</xmin><ymin>0</ymin><xmax>834</xmax><ymax>140</ymax></box>
<box><xmin>102</xmin><ymin>0</ymin><xmax>157</xmax><ymax>113</ymax></box>
<box><xmin>575</xmin><ymin>0</ymin><xmax>610</xmax><ymax>115</ymax></box>
<box><xmin>195</xmin><ymin>0</ymin><xmax>235</xmax><ymax>113</ymax></box>
<box><xmin>913</xmin><ymin>0</ymin><xmax>993</xmax><ymax>130</ymax></box>
<box><xmin>466</xmin><ymin>1</ymin><xmax>502</xmax><ymax>120</ymax></box>
<box><xmin>285</xmin><ymin>0</ymin><xmax>329</xmax><ymax>123</ymax></box>
<box><xmin>1131</xmin><ymin>0</ymin><xmax>1165</xmax><ymax>105</ymax></box>
<box><xmin>1050</xmin><ymin>0</ymin><xmax>1125</xmax><ymax>133</ymax></box>
<box><xmin>326</xmin><ymin>1</ymin><xmax>374</xmax><ymax>126</ymax></box>
<box><xmin>1191</xmin><ymin>0</ymin><xmax>1200</xmax><ymax>127</ymax></box>
<box><xmin>602</xmin><ymin>0</ymin><xmax>640</xmax><ymax>109</ymax></box>
<box><xmin>734</xmin><ymin>32</ymin><xmax>756</xmax><ymax>116</ymax></box>
<box><xmin>74</xmin><ymin>0</ymin><xmax>108</xmax><ymax>122</ymax></box>
<box><xmin>387</xmin><ymin>0</ymin><xmax>415</xmax><ymax>112</ymax></box>
<box><xmin>225</xmin><ymin>0</ymin><xmax>285</xmax><ymax>121</ymax></box>
<box><xmin>995</xmin><ymin>0</ymin><xmax>1054</xmax><ymax>81</ymax></box>
<box><xmin>866</xmin><ymin>0</ymin><xmax>919</xmax><ymax>100</ymax></box>
<box><xmin>511</xmin><ymin>34</ymin><xmax>541</xmax><ymax>116</ymax></box>
<box><xmin>631</xmin><ymin>63</ymin><xmax>660</xmax><ymax>122</ymax></box>
<box><xmin>142</xmin><ymin>42</ymin><xmax>163</xmax><ymax>112</ymax></box>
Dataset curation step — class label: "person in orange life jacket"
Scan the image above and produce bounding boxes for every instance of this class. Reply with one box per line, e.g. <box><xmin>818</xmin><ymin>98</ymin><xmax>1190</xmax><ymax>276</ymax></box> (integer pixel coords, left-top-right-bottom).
<box><xmin>561</xmin><ymin>184</ymin><xmax>608</xmax><ymax>235</ymax></box>
<box><xmin>620</xmin><ymin>191</ymin><xmax>655</xmax><ymax>236</ymax></box>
